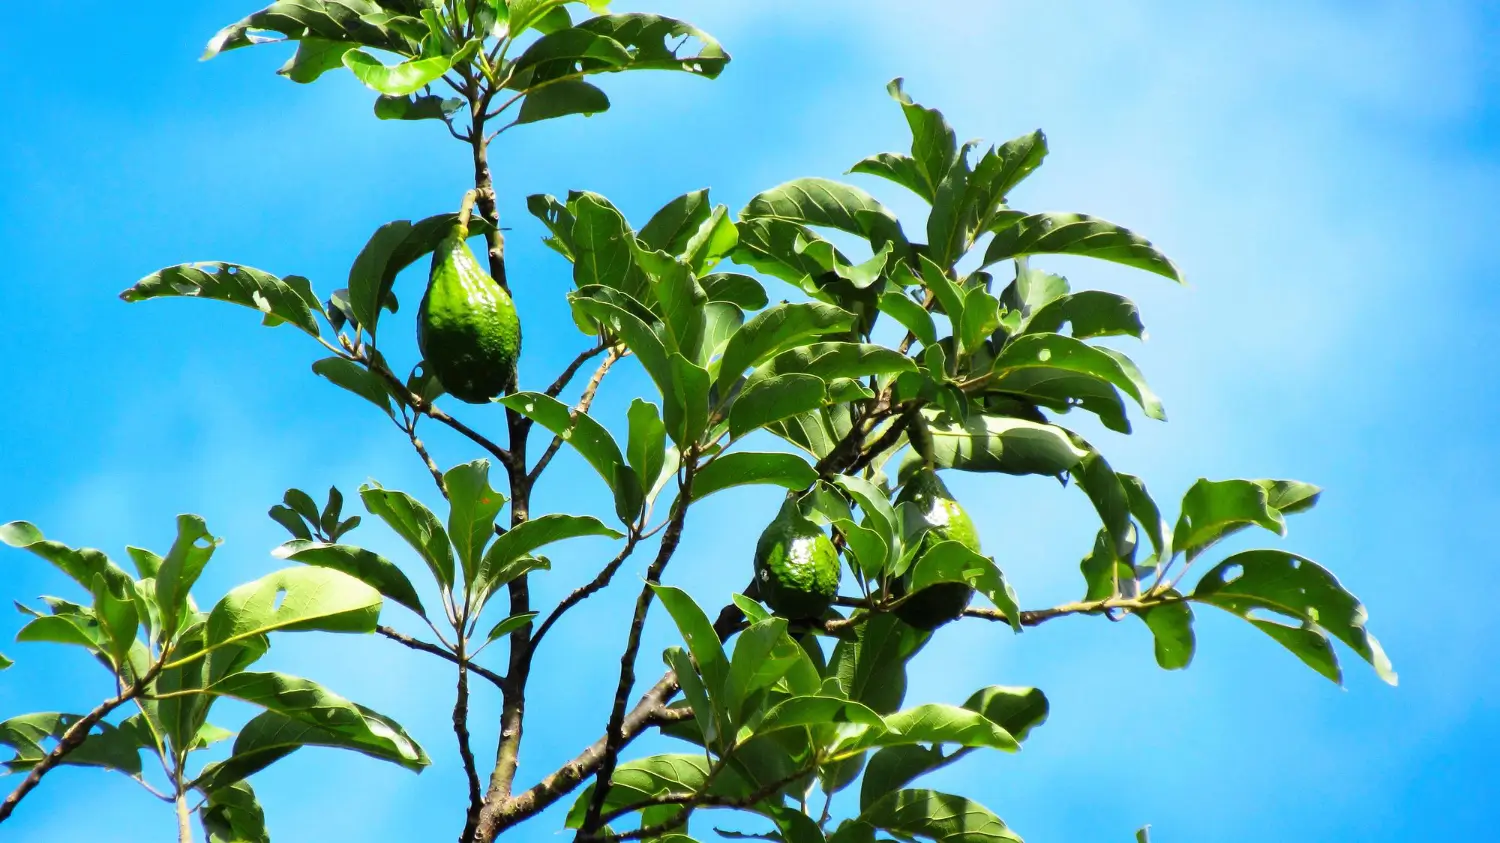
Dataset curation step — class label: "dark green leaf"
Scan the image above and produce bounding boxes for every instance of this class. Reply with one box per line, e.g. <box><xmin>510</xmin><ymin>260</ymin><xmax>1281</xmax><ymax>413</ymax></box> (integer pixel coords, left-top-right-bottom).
<box><xmin>204</xmin><ymin>1</ymin><xmax>423</xmax><ymax>62</ymax></box>
<box><xmin>651</xmin><ymin>584</ymin><xmax>729</xmax><ymax>695</ymax></box>
<box><xmin>279</xmin><ymin>36</ymin><xmax>351</xmax><ymax>83</ymax></box>
<box><xmin>916</xmin><ymin>409</ymin><xmax>1087</xmax><ymax>476</ymax></box>
<box><xmin>742</xmin><ymin>695</ymin><xmax>885</xmax><ymax>743</ymax></box>
<box><xmin>1</xmin><ymin>522</ymin><xmax>133</xmax><ymax>595</ymax></box>
<box><xmin>878</xmin><ymin>291</ymin><xmax>937</xmax><ymax>347</ymax></box>
<box><xmin>508</xmin><ymin>26</ymin><xmax>631</xmax><ymax>87</ymax></box>
<box><xmin>729</xmin><ymin>374</ymin><xmax>828</xmax><ymax>440</ymax></box>
<box><xmin>312</xmin><ymin>357</ymin><xmax>394</xmax><ymax>416</ymax></box>
<box><xmin>374</xmin><ymin>92</ymin><xmax>462</xmax><ymax>120</ymax></box>
<box><xmin>886</xmin><ymin>78</ymin><xmax>957</xmax><ymax>197</ymax></box>
<box><xmin>627</xmin><ymin>399</ymin><xmax>668</xmax><ymax>497</ymax></box>
<box><xmin>907</xmin><ymin>541</ymin><xmax>1021</xmax><ymax>632</ymax></box>
<box><xmin>1192</xmin><ymin>549</ymin><xmax>1396</xmax><ymax>685</ymax></box>
<box><xmin>983</xmin><ymin>212</ymin><xmax>1183</xmax><ymax>283</ymax></box>
<box><xmin>639</xmin><ymin>190</ymin><xmax>713</xmax><ymax>255</ymax></box>
<box><xmin>575</xmin><ymin>13</ymin><xmax>730</xmax><ymax>78</ymax></box>
<box><xmin>702</xmin><ymin>273</ymin><xmax>769</xmax><ymax>311</ymax></box>
<box><xmin>1256</xmin><ymin>479</ymin><xmax>1323</xmax><ymax>515</ymax></box>
<box><xmin>360</xmin><ymin>485</ymin><xmax>455</xmax><ymax>590</ymax></box>
<box><xmin>993</xmin><ymin>333</ymin><xmax>1164</xmax><ymax>420</ymax></box>
<box><xmin>570</xmin><ymin>193</ymin><xmax>648</xmax><ymax>301</ymax></box>
<box><xmin>716</xmin><ymin>302</ymin><xmax>856</xmax><ymax>391</ymax></box>
<box><xmin>273</xmin><ymin>541</ymin><xmax>425</xmax><ymax>618</ymax></box>
<box><xmin>693</xmin><ymin>452</ymin><xmax>816</xmax><ymax>501</ymax></box>
<box><xmin>516</xmin><ymin>80</ymin><xmax>609</xmax><ymax>124</ymax></box>
<box><xmin>478</xmin><ymin>515</ymin><xmax>623</xmax><ymax>596</ymax></box>
<box><xmin>1137</xmin><ymin>595</ymin><xmax>1194</xmax><ymax>670</ymax></box>
<box><xmin>724</xmin><ymin>618</ymin><xmax>799</xmax><ymax>722</ymax></box>
<box><xmin>0</xmin><ymin>713</ymin><xmax>145</xmax><ymax>775</ymax></box>
<box><xmin>194</xmin><ymin>705</ymin><xmax>423</xmax><ymax>792</ymax></box>
<box><xmin>90</xmin><ymin>574</ymin><xmax>139</xmax><ymax>665</ymax></box>
<box><xmin>349</xmin><ymin>212</ymin><xmax>492</xmax><ymax>341</ymax></box>
<box><xmin>741</xmin><ymin>178</ymin><xmax>907</xmax><ymax>253</ymax></box>
<box><xmin>120</xmin><ymin>263</ymin><xmax>320</xmax><ymax>337</ymax></box>
<box><xmin>850</xmin><ymin>152</ymin><xmax>934</xmax><ymax>203</ymax></box>
<box><xmin>1025</xmin><ymin>290</ymin><xmax>1145</xmax><ymax>339</ymax></box>
<box><xmin>988</xmin><ymin>367</ymin><xmax>1131</xmax><ymax>433</ymax></box>
<box><xmin>200</xmin><ymin>780</ymin><xmax>269</xmax><ymax>843</ymax></box>
<box><xmin>485</xmin><ymin>612</ymin><xmax>539</xmax><ymax>644</ymax></box>
<box><xmin>832</xmin><ymin>614</ymin><xmax>928</xmax><ymax>714</ymax></box>
<box><xmin>859</xmin><ymin>789</ymin><xmax>1021</xmax><ymax>843</ymax></box>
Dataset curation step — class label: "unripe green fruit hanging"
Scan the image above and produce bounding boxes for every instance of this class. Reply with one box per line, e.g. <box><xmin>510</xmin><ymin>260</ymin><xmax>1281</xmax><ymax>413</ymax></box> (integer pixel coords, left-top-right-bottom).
<box><xmin>754</xmin><ymin>509</ymin><xmax>841</xmax><ymax>620</ymax></box>
<box><xmin>891</xmin><ymin>468</ymin><xmax>980</xmax><ymax>630</ymax></box>
<box><xmin>418</xmin><ymin>218</ymin><xmax>520</xmax><ymax>404</ymax></box>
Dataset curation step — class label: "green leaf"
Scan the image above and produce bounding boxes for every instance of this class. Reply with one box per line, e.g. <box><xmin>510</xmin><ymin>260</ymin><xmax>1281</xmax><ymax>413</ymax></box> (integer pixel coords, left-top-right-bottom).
<box><xmin>0</xmin><ymin>653</ymin><xmax>10</xmax><ymax>671</ymax></box>
<box><xmin>878</xmin><ymin>291</ymin><xmax>937</xmax><ymax>347</ymax></box>
<box><xmin>120</xmin><ymin>263</ymin><xmax>320</xmax><ymax>337</ymax></box>
<box><xmin>668</xmin><ymin>352</ymin><xmax>712</xmax><ymax>447</ymax></box>
<box><xmin>200</xmin><ymin>567</ymin><xmax>381</xmax><ymax>659</ymax></box>
<box><xmin>517</xmin><ymin>80</ymin><xmax>610</xmax><ymax>124</ymax></box>
<box><xmin>575</xmin><ymin>14</ymin><xmax>730</xmax><ymax>78</ymax></box>
<box><xmin>666</xmin><ymin>646</ymin><xmax>721</xmax><ymax>748</ymax></box>
<box><xmin>507</xmin><ymin>26</ymin><xmax>632</xmax><ymax>88</ymax></box>
<box><xmin>1137</xmin><ymin>594</ymin><xmax>1195</xmax><ymax>670</ymax></box>
<box><xmin>908</xmin><ymin>540</ymin><xmax>1022</xmax><ymax>631</ymax></box>
<box><xmin>724</xmin><ymin>618</ymin><xmax>800</xmax><ymax>722</ymax></box>
<box><xmin>741</xmin><ymin>178</ymin><xmax>907</xmax><ymax>253</ymax></box>
<box><xmin>850</xmin><ymin>153</ymin><xmax>934</xmax><ymax>203</ymax></box>
<box><xmin>272</xmin><ymin>541</ymin><xmax>425</xmax><ymax>618</ymax></box>
<box><xmin>639</xmin><ymin>189</ymin><xmax>713</xmax><ymax>255</ymax></box>
<box><xmin>927</xmin><ymin>142</ymin><xmax>977</xmax><ymax>267</ymax></box>
<box><xmin>917</xmin><ymin>409</ymin><xmax>1087</xmax><ymax>476</ymax></box>
<box><xmin>702</xmin><ymin>273</ymin><xmax>769</xmax><ymax>311</ymax></box>
<box><xmin>683</xmin><ymin>206</ymin><xmax>740</xmax><ymax>275</ymax></box>
<box><xmin>278</xmin><ymin>36</ymin><xmax>352</xmax><ymax>83</ymax></box>
<box><xmin>444</xmin><ymin>460</ymin><xmax>508</xmax><ymax>589</ymax></box>
<box><xmin>1173</xmin><ymin>479</ymin><xmax>1285</xmax><ymax>562</ymax></box>
<box><xmin>693</xmin><ymin>452</ymin><xmax>817</xmax><ymax>501</ymax></box>
<box><xmin>983</xmin><ymin>212</ymin><xmax>1183</xmax><ymax>283</ymax></box>
<box><xmin>195</xmin><ymin>706</ymin><xmax>424</xmax><ymax>792</ymax></box>
<box><xmin>312</xmin><ymin>357</ymin><xmax>394</xmax><ymax>416</ymax></box>
<box><xmin>993</xmin><ymin>333</ymin><xmax>1164</xmax><ymax>420</ymax></box>
<box><xmin>348</xmin><ymin>212</ymin><xmax>492</xmax><ymax>341</ymax></box>
<box><xmin>716</xmin><ymin>302</ymin><xmax>856</xmax><ymax>391</ymax></box>
<box><xmin>970</xmin><ymin>130</ymin><xmax>1048</xmax><ymax>218</ymax></box>
<box><xmin>988</xmin><ymin>367</ymin><xmax>1132</xmax><ymax>434</ymax></box>
<box><xmin>859</xmin><ymin>789</ymin><xmax>1022</xmax><ymax>843</ymax></box>
<box><xmin>741</xmin><ymin>695</ymin><xmax>885</xmax><ymax>743</ymax></box>
<box><xmin>877</xmin><ymin>703</ymin><xmax>1018</xmax><ymax>751</ymax></box>
<box><xmin>1025</xmin><ymin>291</ymin><xmax>1146</xmax><ymax>340</ymax></box>
<box><xmin>1192</xmin><ymin>549</ymin><xmax>1396</xmax><ymax>685</ymax></box>
<box><xmin>627</xmin><ymin>399</ymin><xmax>669</xmax><ymax>497</ymax></box>
<box><xmin>90</xmin><ymin>574</ymin><xmax>140</xmax><ymax>665</ymax></box>
<box><xmin>1</xmin><ymin>523</ymin><xmax>134</xmax><ymax>597</ymax></box>
<box><xmin>149</xmin><ymin>513</ymin><xmax>217</xmax><ymax>640</ymax></box>
<box><xmin>1120</xmin><ymin>474</ymin><xmax>1171</xmax><ymax>566</ymax></box>
<box><xmin>204</xmin><ymin>1</ymin><xmax>424</xmax><ymax>61</ymax></box>
<box><xmin>1069</xmin><ymin>445</ymin><xmax>1134</xmax><ymax>563</ymax></box>
<box><xmin>360</xmin><ymin>485</ymin><xmax>455</xmax><ymax>590</ymax></box>
<box><xmin>729</xmin><ymin>374</ymin><xmax>828</xmax><ymax>440</ymax></box>
<box><xmin>886</xmin><ymin>78</ymin><xmax>957</xmax><ymax>198</ymax></box>
<box><xmin>17</xmin><ymin>613</ymin><xmax>102</xmax><ymax>651</ymax></box>
<box><xmin>342</xmin><ymin>49</ymin><xmax>457</xmax><ymax>96</ymax></box>
<box><xmin>731</xmin><ymin>218</ymin><xmax>845</xmax><ymax>287</ymax></box>
<box><xmin>478</xmin><ymin>515</ymin><xmax>623</xmax><ymax>596</ymax></box>
<box><xmin>1256</xmin><ymin>479</ymin><xmax>1323</xmax><ymax>515</ymax></box>
<box><xmin>485</xmin><ymin>612</ymin><xmax>539</xmax><ymax>644</ymax></box>
<box><xmin>204</xmin><ymin>671</ymin><xmax>427</xmax><ymax>771</ymax></box>
<box><xmin>958</xmin><ymin>286</ymin><xmax>1002</xmax><ymax>355</ymax></box>
<box><xmin>374</xmin><ymin>92</ymin><xmax>462</xmax><ymax>120</ymax></box>
<box><xmin>0</xmin><ymin>713</ymin><xmax>146</xmax><ymax>775</ymax></box>
<box><xmin>563</xmin><ymin>753</ymin><xmax>747</xmax><ymax>829</ymax></box>
<box><xmin>200</xmin><ymin>780</ymin><xmax>269</xmax><ymax>843</ymax></box>
<box><xmin>500</xmin><ymin>391</ymin><xmax>639</xmax><ymax>518</ymax></box>
<box><xmin>831</xmin><ymin>614</ymin><xmax>928</xmax><ymax>714</ymax></box>
<box><xmin>650</xmin><ymin>584</ymin><xmax>729</xmax><ymax>696</ymax></box>
<box><xmin>570</xmin><ymin>193</ymin><xmax>649</xmax><ymax>302</ymax></box>
<box><xmin>750</xmin><ymin>342</ymin><xmax>918</xmax><ymax>390</ymax></box>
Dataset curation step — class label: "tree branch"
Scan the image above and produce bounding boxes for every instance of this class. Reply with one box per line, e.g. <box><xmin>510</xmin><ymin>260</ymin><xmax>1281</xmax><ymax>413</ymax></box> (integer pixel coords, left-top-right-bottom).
<box><xmin>544</xmin><ymin>343</ymin><xmax>611</xmax><ymax>399</ymax></box>
<box><xmin>456</xmin><ymin>660</ymin><xmax>484</xmax><ymax>843</ymax></box>
<box><xmin>579</xmin><ymin>463</ymin><xmax>698</xmax><ymax>834</ymax></box>
<box><xmin>0</xmin><ymin>656</ymin><xmax>167</xmax><ymax>824</ymax></box>
<box><xmin>377</xmin><ymin>626</ymin><xmax>505</xmax><ymax>689</ymax></box>
<box><xmin>530</xmin><ymin>534</ymin><xmax>641</xmax><ymax>651</ymax></box>
<box><xmin>529</xmin><ymin>349</ymin><xmax>620</xmax><ymax>484</ymax></box>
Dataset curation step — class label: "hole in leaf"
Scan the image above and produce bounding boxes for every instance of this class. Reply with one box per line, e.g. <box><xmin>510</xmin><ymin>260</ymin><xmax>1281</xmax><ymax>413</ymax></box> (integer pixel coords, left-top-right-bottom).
<box><xmin>1220</xmin><ymin>564</ymin><xmax>1243</xmax><ymax>584</ymax></box>
<box><xmin>272</xmin><ymin>587</ymin><xmax>288</xmax><ymax>613</ymax></box>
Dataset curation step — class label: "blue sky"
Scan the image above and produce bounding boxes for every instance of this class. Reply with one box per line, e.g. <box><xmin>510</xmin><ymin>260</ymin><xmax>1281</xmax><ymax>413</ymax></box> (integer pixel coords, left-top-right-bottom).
<box><xmin>2</xmin><ymin>1</ymin><xmax>1497</xmax><ymax>840</ymax></box>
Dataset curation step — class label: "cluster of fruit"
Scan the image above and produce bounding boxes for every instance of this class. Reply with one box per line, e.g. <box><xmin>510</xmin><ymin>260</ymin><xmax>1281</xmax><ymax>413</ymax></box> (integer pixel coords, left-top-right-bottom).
<box><xmin>754</xmin><ymin>468</ymin><xmax>979</xmax><ymax>632</ymax></box>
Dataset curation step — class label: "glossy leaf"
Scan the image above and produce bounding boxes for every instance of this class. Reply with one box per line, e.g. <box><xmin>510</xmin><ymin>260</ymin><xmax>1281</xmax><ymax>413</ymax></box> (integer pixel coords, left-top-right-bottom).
<box><xmin>850</xmin><ymin>152</ymin><xmax>934</xmax><ymax>203</ymax></box>
<box><xmin>742</xmin><ymin>695</ymin><xmax>885</xmax><ymax>743</ymax></box>
<box><xmin>1172</xmin><ymin>479</ymin><xmax>1284</xmax><ymax>561</ymax></box>
<box><xmin>1192</xmin><ymin>550</ymin><xmax>1396</xmax><ymax>685</ymax></box>
<box><xmin>692</xmin><ymin>452</ymin><xmax>817</xmax><ymax>501</ymax></box>
<box><xmin>886</xmin><ymin>78</ymin><xmax>957</xmax><ymax>197</ymax></box>
<box><xmin>199</xmin><ymin>780</ymin><xmax>269</xmax><ymax>843</ymax></box>
<box><xmin>0</xmin><ymin>713</ymin><xmax>146</xmax><ymax>775</ymax></box>
<box><xmin>478</xmin><ymin>515</ymin><xmax>623</xmax><ymax>596</ymax></box>
<box><xmin>575</xmin><ymin>14</ymin><xmax>730</xmax><ymax>78</ymax></box>
<box><xmin>724</xmin><ymin>618</ymin><xmax>800</xmax><ymax>721</ymax></box>
<box><xmin>343</xmin><ymin>49</ymin><xmax>457</xmax><ymax>96</ymax></box>
<box><xmin>741</xmin><ymin>178</ymin><xmax>906</xmax><ymax>252</ymax></box>
<box><xmin>1026</xmin><ymin>291</ymin><xmax>1146</xmax><ymax>340</ymax></box>
<box><xmin>272</xmin><ymin>541</ymin><xmax>424</xmax><ymax>618</ymax></box>
<box><xmin>312</xmin><ymin>357</ymin><xmax>394</xmax><ymax>416</ymax></box>
<box><xmin>907</xmin><ymin>540</ymin><xmax>1021</xmax><ymax>631</ymax></box>
<box><xmin>983</xmin><ymin>212</ymin><xmax>1183</xmax><ymax>283</ymax></box>
<box><xmin>627</xmin><ymin>399</ymin><xmax>668</xmax><ymax>497</ymax></box>
<box><xmin>204</xmin><ymin>1</ymin><xmax>422</xmax><ymax>61</ymax></box>
<box><xmin>348</xmin><ymin>212</ymin><xmax>491</xmax><ymax>341</ymax></box>
<box><xmin>702</xmin><ymin>273</ymin><xmax>769</xmax><ymax>311</ymax></box>
<box><xmin>195</xmin><ymin>706</ymin><xmax>424</xmax><ymax>792</ymax></box>
<box><xmin>860</xmin><ymin>789</ymin><xmax>1021</xmax><ymax>843</ymax></box>
<box><xmin>201</xmin><ymin>567</ymin><xmax>381</xmax><ymax>658</ymax></box>
<box><xmin>651</xmin><ymin>584</ymin><xmax>729</xmax><ymax>695</ymax></box>
<box><xmin>374</xmin><ymin>92</ymin><xmax>462</xmax><ymax>120</ymax></box>
<box><xmin>729</xmin><ymin>374</ymin><xmax>828</xmax><ymax>440</ymax></box>
<box><xmin>485</xmin><ymin>612</ymin><xmax>539</xmax><ymax>644</ymax></box>
<box><xmin>716</xmin><ymin>302</ymin><xmax>856</xmax><ymax>390</ymax></box>
<box><xmin>360</xmin><ymin>485</ymin><xmax>455</xmax><ymax>590</ymax></box>
<box><xmin>917</xmin><ymin>409</ymin><xmax>1087</xmax><ymax>477</ymax></box>
<box><xmin>993</xmin><ymin>333</ymin><xmax>1163</xmax><ymax>420</ymax></box>
<box><xmin>639</xmin><ymin>189</ymin><xmax>713</xmax><ymax>255</ymax></box>
<box><xmin>90</xmin><ymin>574</ymin><xmax>140</xmax><ymax>665</ymax></box>
<box><xmin>876</xmin><ymin>703</ymin><xmax>1018</xmax><ymax>751</ymax></box>
<box><xmin>121</xmin><ymin>263</ymin><xmax>320</xmax><ymax>337</ymax></box>
<box><xmin>878</xmin><ymin>291</ymin><xmax>938</xmax><ymax>347</ymax></box>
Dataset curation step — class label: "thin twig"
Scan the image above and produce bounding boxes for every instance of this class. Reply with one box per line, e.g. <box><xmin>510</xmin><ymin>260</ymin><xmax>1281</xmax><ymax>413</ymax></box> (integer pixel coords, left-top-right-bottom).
<box><xmin>529</xmin><ymin>350</ymin><xmax>620</xmax><ymax>483</ymax></box>
<box><xmin>377</xmin><ymin>626</ymin><xmax>505</xmax><ymax>689</ymax></box>
<box><xmin>544</xmin><ymin>343</ymin><xmax>611</xmax><ymax>399</ymax></box>
<box><xmin>578</xmin><ymin>463</ymin><xmax>698</xmax><ymax>835</ymax></box>
<box><xmin>530</xmin><ymin>534</ymin><xmax>641</xmax><ymax>650</ymax></box>
<box><xmin>456</xmin><ymin>657</ymin><xmax>484</xmax><ymax>843</ymax></box>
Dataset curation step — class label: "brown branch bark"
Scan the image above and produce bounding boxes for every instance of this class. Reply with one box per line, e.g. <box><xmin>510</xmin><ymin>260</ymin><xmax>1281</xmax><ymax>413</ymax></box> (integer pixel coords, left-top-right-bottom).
<box><xmin>456</xmin><ymin>660</ymin><xmax>484</xmax><ymax>843</ymax></box>
<box><xmin>529</xmin><ymin>349</ymin><xmax>620</xmax><ymax>484</ymax></box>
<box><xmin>0</xmin><ymin>657</ymin><xmax>166</xmax><ymax>824</ymax></box>
<box><xmin>578</xmin><ymin>464</ymin><xmax>697</xmax><ymax>834</ymax></box>
<box><xmin>377</xmin><ymin>626</ymin><xmax>505</xmax><ymax>689</ymax></box>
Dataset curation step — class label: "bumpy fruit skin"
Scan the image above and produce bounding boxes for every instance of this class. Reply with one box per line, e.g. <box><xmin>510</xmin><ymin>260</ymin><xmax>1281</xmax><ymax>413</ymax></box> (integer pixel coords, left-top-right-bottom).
<box><xmin>755</xmin><ymin>515</ymin><xmax>841</xmax><ymax>620</ymax></box>
<box><xmin>418</xmin><ymin>227</ymin><xmax>521</xmax><ymax>404</ymax></box>
<box><xmin>892</xmin><ymin>469</ymin><xmax>979</xmax><ymax>630</ymax></box>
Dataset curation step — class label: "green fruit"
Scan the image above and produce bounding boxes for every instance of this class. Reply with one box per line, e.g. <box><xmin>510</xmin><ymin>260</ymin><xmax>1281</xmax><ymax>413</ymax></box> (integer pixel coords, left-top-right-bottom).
<box><xmin>754</xmin><ymin>512</ymin><xmax>840</xmax><ymax>620</ymax></box>
<box><xmin>418</xmin><ymin>222</ymin><xmax>520</xmax><ymax>404</ymax></box>
<box><xmin>891</xmin><ymin>469</ymin><xmax>980</xmax><ymax>630</ymax></box>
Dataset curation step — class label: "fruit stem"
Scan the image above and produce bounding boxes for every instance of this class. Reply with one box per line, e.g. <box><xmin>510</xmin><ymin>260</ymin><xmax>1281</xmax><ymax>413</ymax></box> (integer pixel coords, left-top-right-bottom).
<box><xmin>457</xmin><ymin>189</ymin><xmax>479</xmax><ymax>237</ymax></box>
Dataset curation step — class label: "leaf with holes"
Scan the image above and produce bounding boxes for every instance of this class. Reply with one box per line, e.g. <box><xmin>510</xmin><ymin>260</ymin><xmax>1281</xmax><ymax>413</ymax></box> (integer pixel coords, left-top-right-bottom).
<box><xmin>200</xmin><ymin>567</ymin><xmax>381</xmax><ymax>659</ymax></box>
<box><xmin>1192</xmin><ymin>550</ymin><xmax>1396</xmax><ymax>685</ymax></box>
<box><xmin>993</xmin><ymin>333</ymin><xmax>1163</xmax><ymax>420</ymax></box>
<box><xmin>121</xmin><ymin>263</ymin><xmax>321</xmax><ymax>337</ymax></box>
<box><xmin>575</xmin><ymin>14</ymin><xmax>730</xmax><ymax>78</ymax></box>
<box><xmin>272</xmin><ymin>541</ymin><xmax>425</xmax><ymax>618</ymax></box>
